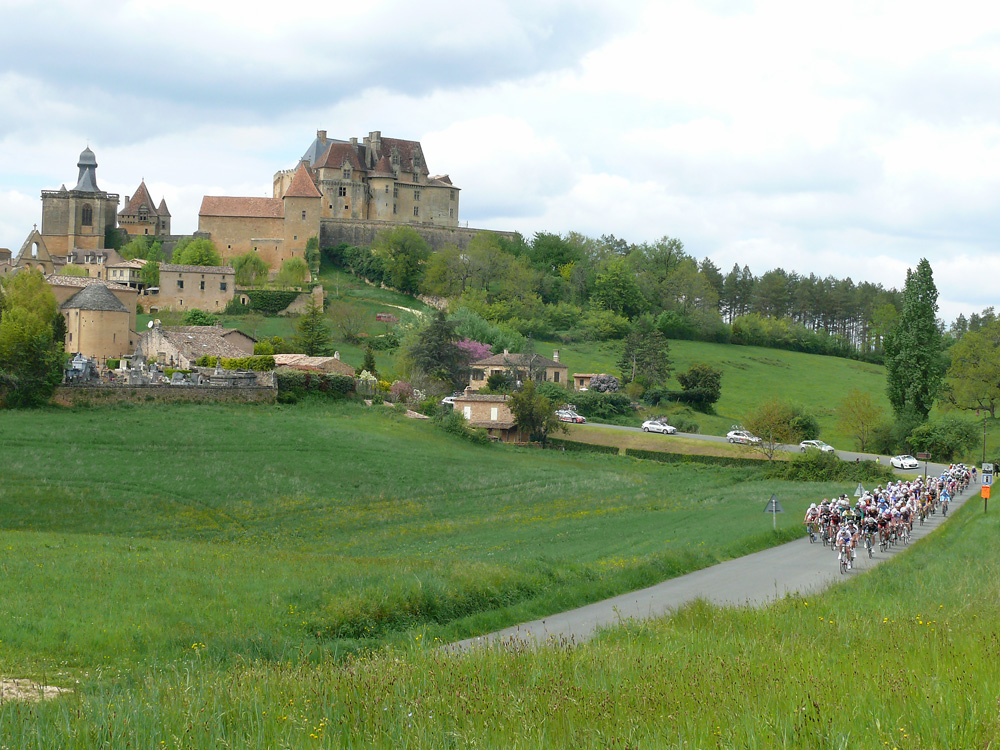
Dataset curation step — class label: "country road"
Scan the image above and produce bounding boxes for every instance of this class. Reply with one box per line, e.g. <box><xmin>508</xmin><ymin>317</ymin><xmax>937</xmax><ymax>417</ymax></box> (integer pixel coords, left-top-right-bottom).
<box><xmin>450</xmin><ymin>473</ymin><xmax>977</xmax><ymax>651</ymax></box>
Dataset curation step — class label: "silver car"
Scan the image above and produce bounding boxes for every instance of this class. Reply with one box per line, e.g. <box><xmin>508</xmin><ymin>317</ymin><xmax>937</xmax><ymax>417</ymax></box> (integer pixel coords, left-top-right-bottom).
<box><xmin>890</xmin><ymin>454</ymin><xmax>920</xmax><ymax>469</ymax></box>
<box><xmin>800</xmin><ymin>440</ymin><xmax>835</xmax><ymax>453</ymax></box>
<box><xmin>726</xmin><ymin>429</ymin><xmax>761</xmax><ymax>445</ymax></box>
<box><xmin>642</xmin><ymin>419</ymin><xmax>677</xmax><ymax>435</ymax></box>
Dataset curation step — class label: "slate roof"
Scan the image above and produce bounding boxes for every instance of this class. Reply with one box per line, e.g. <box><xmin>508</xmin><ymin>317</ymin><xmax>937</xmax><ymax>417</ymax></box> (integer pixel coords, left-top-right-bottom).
<box><xmin>471</xmin><ymin>352</ymin><xmax>565</xmax><ymax>368</ymax></box>
<box><xmin>284</xmin><ymin>162</ymin><xmax>322</xmax><ymax>198</ymax></box>
<box><xmin>60</xmin><ymin>283</ymin><xmax>130</xmax><ymax>313</ymax></box>
<box><xmin>199</xmin><ymin>196</ymin><xmax>284</xmax><ymax>219</ymax></box>
<box><xmin>379</xmin><ymin>137</ymin><xmax>429</xmax><ymax>175</ymax></box>
<box><xmin>158</xmin><ymin>198</ymin><xmax>170</xmax><ymax>216</ymax></box>
<box><xmin>370</xmin><ymin>155</ymin><xmax>395</xmax><ymax>178</ymax></box>
<box><xmin>159</xmin><ymin>264</ymin><xmax>235</xmax><ymax>274</ymax></box>
<box><xmin>314</xmin><ymin>142</ymin><xmax>364</xmax><ymax>172</ymax></box>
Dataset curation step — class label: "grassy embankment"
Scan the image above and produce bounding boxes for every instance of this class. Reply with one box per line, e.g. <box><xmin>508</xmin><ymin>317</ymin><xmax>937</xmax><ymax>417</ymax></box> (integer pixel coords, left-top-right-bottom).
<box><xmin>1</xmin><ymin>407</ymin><xmax>994</xmax><ymax>746</ymax></box>
<box><xmin>0</xmin><ymin>402</ymin><xmax>856</xmax><ymax>677</ymax></box>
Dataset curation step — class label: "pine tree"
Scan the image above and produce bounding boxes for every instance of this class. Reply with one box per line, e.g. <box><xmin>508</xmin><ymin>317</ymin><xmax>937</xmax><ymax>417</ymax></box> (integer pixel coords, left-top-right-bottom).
<box><xmin>292</xmin><ymin>299</ymin><xmax>333</xmax><ymax>356</ymax></box>
<box><xmin>883</xmin><ymin>258</ymin><xmax>944</xmax><ymax>419</ymax></box>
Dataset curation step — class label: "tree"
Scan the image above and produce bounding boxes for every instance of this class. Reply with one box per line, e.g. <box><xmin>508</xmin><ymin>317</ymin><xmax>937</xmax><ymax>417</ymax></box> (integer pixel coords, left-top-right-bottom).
<box><xmin>507</xmin><ymin>380</ymin><xmax>564</xmax><ymax>445</ymax></box>
<box><xmin>676</xmin><ymin>363</ymin><xmax>722</xmax><ymax>411</ymax></box>
<box><xmin>373</xmin><ymin>227</ymin><xmax>430</xmax><ymax>294</ymax></box>
<box><xmin>591</xmin><ymin>257</ymin><xmax>645</xmax><ymax>319</ymax></box>
<box><xmin>328</xmin><ymin>301</ymin><xmax>367</xmax><ymax>344</ymax></box>
<box><xmin>276</xmin><ymin>257</ymin><xmax>310</xmax><ymax>288</ymax></box>
<box><xmin>945</xmin><ymin>321</ymin><xmax>1000</xmax><ymax>417</ymax></box>
<box><xmin>139</xmin><ymin>261</ymin><xmax>160</xmax><ymax>288</ymax></box>
<box><xmin>0</xmin><ymin>271</ymin><xmax>65</xmax><ymax>407</ymax></box>
<box><xmin>409</xmin><ymin>311</ymin><xmax>468</xmax><ymax>390</ymax></box>
<box><xmin>618</xmin><ymin>328</ymin><xmax>671</xmax><ymax>386</ymax></box>
<box><xmin>743</xmin><ymin>399</ymin><xmax>802</xmax><ymax>461</ymax></box>
<box><xmin>292</xmin><ymin>299</ymin><xmax>333</xmax><ymax>356</ymax></box>
<box><xmin>588</xmin><ymin>373</ymin><xmax>620</xmax><ymax>393</ymax></box>
<box><xmin>422</xmin><ymin>245</ymin><xmax>474</xmax><ymax>297</ymax></box>
<box><xmin>172</xmin><ymin>238</ymin><xmax>222</xmax><ymax>267</ymax></box>
<box><xmin>304</xmin><ymin>236</ymin><xmax>320</xmax><ymax>277</ymax></box>
<box><xmin>233</xmin><ymin>252</ymin><xmax>269</xmax><ymax>287</ymax></box>
<box><xmin>883</xmin><ymin>259</ymin><xmax>945</xmax><ymax>420</ymax></box>
<box><xmin>358</xmin><ymin>346</ymin><xmax>377</xmax><ymax>378</ymax></box>
<box><xmin>183</xmin><ymin>309</ymin><xmax>217</xmax><ymax>326</ymax></box>
<box><xmin>59</xmin><ymin>264</ymin><xmax>90</xmax><ymax>278</ymax></box>
<box><xmin>834</xmin><ymin>389</ymin><xmax>884</xmax><ymax>451</ymax></box>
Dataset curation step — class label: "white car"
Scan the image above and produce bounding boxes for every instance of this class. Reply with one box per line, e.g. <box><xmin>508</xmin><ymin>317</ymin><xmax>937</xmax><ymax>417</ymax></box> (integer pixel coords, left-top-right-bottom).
<box><xmin>555</xmin><ymin>410</ymin><xmax>586</xmax><ymax>424</ymax></box>
<box><xmin>800</xmin><ymin>440</ymin><xmax>835</xmax><ymax>453</ymax></box>
<box><xmin>642</xmin><ymin>419</ymin><xmax>677</xmax><ymax>435</ymax></box>
<box><xmin>727</xmin><ymin>429</ymin><xmax>761</xmax><ymax>445</ymax></box>
<box><xmin>891</xmin><ymin>454</ymin><xmax>920</xmax><ymax>469</ymax></box>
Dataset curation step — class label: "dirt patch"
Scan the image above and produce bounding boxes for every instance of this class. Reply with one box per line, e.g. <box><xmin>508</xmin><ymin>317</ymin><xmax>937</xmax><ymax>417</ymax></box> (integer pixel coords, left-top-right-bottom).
<box><xmin>0</xmin><ymin>678</ymin><xmax>72</xmax><ymax>703</ymax></box>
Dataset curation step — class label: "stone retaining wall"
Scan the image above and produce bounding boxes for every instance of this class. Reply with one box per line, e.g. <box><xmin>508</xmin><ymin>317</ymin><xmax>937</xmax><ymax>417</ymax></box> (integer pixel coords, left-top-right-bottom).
<box><xmin>53</xmin><ymin>384</ymin><xmax>276</xmax><ymax>406</ymax></box>
<box><xmin>320</xmin><ymin>220</ymin><xmax>516</xmax><ymax>252</ymax></box>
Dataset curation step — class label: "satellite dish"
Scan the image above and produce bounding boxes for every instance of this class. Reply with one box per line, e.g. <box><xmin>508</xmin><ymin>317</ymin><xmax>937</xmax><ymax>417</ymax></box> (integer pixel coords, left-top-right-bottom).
<box><xmin>147</xmin><ymin>320</ymin><xmax>154</xmax><ymax>329</ymax></box>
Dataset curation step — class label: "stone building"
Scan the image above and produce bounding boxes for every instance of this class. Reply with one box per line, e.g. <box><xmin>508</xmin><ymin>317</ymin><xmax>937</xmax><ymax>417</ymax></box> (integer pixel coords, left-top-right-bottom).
<box><xmin>198</xmin><ymin>161</ymin><xmax>320</xmax><ymax>269</ymax></box>
<box><xmin>468</xmin><ymin>350</ymin><xmax>569</xmax><ymax>391</ymax></box>
<box><xmin>142</xmin><ymin>263</ymin><xmax>235</xmax><ymax>313</ymax></box>
<box><xmin>60</xmin><ymin>283</ymin><xmax>134</xmax><ymax>361</ymax></box>
<box><xmin>118</xmin><ymin>180</ymin><xmax>171</xmax><ymax>238</ymax></box>
<box><xmin>274</xmin><ymin>130</ymin><xmax>460</xmax><ymax>227</ymax></box>
<box><xmin>106</xmin><ymin>258</ymin><xmax>147</xmax><ymax>289</ymax></box>
<box><xmin>39</xmin><ymin>147</ymin><xmax>120</xmax><ymax>256</ymax></box>
<box><xmin>451</xmin><ymin>392</ymin><xmax>528</xmax><ymax>443</ymax></box>
<box><xmin>47</xmin><ymin>274</ymin><xmax>139</xmax><ymax>338</ymax></box>
<box><xmin>135</xmin><ymin>322</ymin><xmax>255</xmax><ymax>369</ymax></box>
<box><xmin>0</xmin><ymin>248</ymin><xmax>13</xmax><ymax>278</ymax></box>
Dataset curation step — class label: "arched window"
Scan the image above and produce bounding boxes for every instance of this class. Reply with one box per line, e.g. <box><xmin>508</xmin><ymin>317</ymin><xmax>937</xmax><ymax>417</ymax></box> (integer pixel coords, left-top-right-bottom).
<box><xmin>31</xmin><ymin>242</ymin><xmax>38</xmax><ymax>258</ymax></box>
<box><xmin>81</xmin><ymin>205</ymin><xmax>93</xmax><ymax>227</ymax></box>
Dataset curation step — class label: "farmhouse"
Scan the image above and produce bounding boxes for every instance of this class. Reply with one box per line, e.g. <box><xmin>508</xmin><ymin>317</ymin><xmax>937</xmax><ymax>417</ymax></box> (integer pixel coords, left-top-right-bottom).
<box><xmin>451</xmin><ymin>392</ymin><xmax>528</xmax><ymax>443</ymax></box>
<box><xmin>135</xmin><ymin>322</ymin><xmax>255</xmax><ymax>369</ymax></box>
<box><xmin>143</xmin><ymin>263</ymin><xmax>236</xmax><ymax>313</ymax></box>
<box><xmin>468</xmin><ymin>350</ymin><xmax>569</xmax><ymax>391</ymax></box>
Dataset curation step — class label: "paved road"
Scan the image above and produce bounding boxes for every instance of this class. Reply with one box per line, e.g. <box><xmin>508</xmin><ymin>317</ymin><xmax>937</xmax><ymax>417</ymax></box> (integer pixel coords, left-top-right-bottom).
<box><xmin>579</xmin><ymin>422</ymin><xmax>952</xmax><ymax>477</ymax></box>
<box><xmin>450</xmin><ymin>478</ymin><xmax>977</xmax><ymax>651</ymax></box>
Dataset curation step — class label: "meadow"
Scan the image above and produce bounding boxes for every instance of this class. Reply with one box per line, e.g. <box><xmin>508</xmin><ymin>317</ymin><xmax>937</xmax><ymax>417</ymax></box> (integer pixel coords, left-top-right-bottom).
<box><xmin>0</xmin><ymin>410</ymin><xmax>993</xmax><ymax>747</ymax></box>
<box><xmin>0</xmin><ymin>401</ymin><xmax>858</xmax><ymax>677</ymax></box>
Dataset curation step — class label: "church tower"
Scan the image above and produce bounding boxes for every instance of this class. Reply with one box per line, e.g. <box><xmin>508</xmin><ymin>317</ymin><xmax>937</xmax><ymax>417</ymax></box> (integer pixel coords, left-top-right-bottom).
<box><xmin>40</xmin><ymin>147</ymin><xmax>120</xmax><ymax>255</ymax></box>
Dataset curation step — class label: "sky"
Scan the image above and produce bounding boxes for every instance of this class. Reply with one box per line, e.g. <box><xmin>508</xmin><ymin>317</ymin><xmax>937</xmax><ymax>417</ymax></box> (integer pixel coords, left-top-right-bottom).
<box><xmin>1</xmin><ymin>0</ymin><xmax>998</xmax><ymax>323</ymax></box>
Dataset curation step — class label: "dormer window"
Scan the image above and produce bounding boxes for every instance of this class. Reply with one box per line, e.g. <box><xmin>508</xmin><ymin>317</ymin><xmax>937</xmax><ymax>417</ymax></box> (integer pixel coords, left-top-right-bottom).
<box><xmin>343</xmin><ymin>169</ymin><xmax>351</xmax><ymax>179</ymax></box>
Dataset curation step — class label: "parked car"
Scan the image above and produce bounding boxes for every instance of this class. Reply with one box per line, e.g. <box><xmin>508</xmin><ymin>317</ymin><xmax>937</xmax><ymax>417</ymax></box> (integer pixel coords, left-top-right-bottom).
<box><xmin>726</xmin><ymin>429</ymin><xmax>761</xmax><ymax>445</ymax></box>
<box><xmin>890</xmin><ymin>454</ymin><xmax>920</xmax><ymax>469</ymax></box>
<box><xmin>440</xmin><ymin>396</ymin><xmax>457</xmax><ymax>408</ymax></box>
<box><xmin>555</xmin><ymin>410</ymin><xmax>586</xmax><ymax>424</ymax></box>
<box><xmin>800</xmin><ymin>440</ymin><xmax>836</xmax><ymax>453</ymax></box>
<box><xmin>641</xmin><ymin>419</ymin><xmax>677</xmax><ymax>435</ymax></box>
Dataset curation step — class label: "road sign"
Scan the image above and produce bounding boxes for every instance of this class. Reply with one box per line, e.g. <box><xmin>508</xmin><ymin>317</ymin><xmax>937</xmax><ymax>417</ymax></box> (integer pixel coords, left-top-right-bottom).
<box><xmin>764</xmin><ymin>494</ymin><xmax>783</xmax><ymax>531</ymax></box>
<box><xmin>982</xmin><ymin>485</ymin><xmax>991</xmax><ymax>499</ymax></box>
<box><xmin>984</xmin><ymin>463</ymin><xmax>994</xmax><ymax>474</ymax></box>
<box><xmin>984</xmin><ymin>473</ymin><xmax>994</xmax><ymax>486</ymax></box>
<box><xmin>854</xmin><ymin>483</ymin><xmax>865</xmax><ymax>498</ymax></box>
<box><xmin>916</xmin><ymin>452</ymin><xmax>931</xmax><ymax>460</ymax></box>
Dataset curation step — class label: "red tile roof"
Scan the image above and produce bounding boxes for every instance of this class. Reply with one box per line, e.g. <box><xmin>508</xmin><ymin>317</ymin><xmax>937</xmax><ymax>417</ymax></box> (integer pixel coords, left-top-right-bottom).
<box><xmin>380</xmin><ymin>137</ymin><xmax>429</xmax><ymax>175</ymax></box>
<box><xmin>121</xmin><ymin>181</ymin><xmax>157</xmax><ymax>216</ymax></box>
<box><xmin>315</xmin><ymin>142</ymin><xmax>364</xmax><ymax>172</ymax></box>
<box><xmin>199</xmin><ymin>196</ymin><xmax>284</xmax><ymax>219</ymax></box>
<box><xmin>284</xmin><ymin>162</ymin><xmax>322</xmax><ymax>199</ymax></box>
<box><xmin>371</xmin><ymin>155</ymin><xmax>395</xmax><ymax>178</ymax></box>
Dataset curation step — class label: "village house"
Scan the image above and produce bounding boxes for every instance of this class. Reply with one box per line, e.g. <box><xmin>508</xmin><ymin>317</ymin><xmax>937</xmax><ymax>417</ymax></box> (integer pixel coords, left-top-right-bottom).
<box><xmin>47</xmin><ymin>274</ymin><xmax>138</xmax><ymax>339</ymax></box>
<box><xmin>143</xmin><ymin>263</ymin><xmax>235</xmax><ymax>313</ymax></box>
<box><xmin>573</xmin><ymin>373</ymin><xmax>600</xmax><ymax>391</ymax></box>
<box><xmin>467</xmin><ymin>349</ymin><xmax>569</xmax><ymax>391</ymax></box>
<box><xmin>106</xmin><ymin>258</ymin><xmax>147</xmax><ymax>289</ymax></box>
<box><xmin>134</xmin><ymin>322</ymin><xmax>255</xmax><ymax>370</ymax></box>
<box><xmin>60</xmin><ymin>283</ymin><xmax>134</xmax><ymax>361</ymax></box>
<box><xmin>451</xmin><ymin>392</ymin><xmax>528</xmax><ymax>443</ymax></box>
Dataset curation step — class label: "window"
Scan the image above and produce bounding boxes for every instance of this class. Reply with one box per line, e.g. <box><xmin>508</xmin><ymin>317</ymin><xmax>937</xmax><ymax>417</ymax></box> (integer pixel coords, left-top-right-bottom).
<box><xmin>200</xmin><ymin>281</ymin><xmax>205</xmax><ymax>290</ymax></box>
<box><xmin>464</xmin><ymin>406</ymin><xmax>471</xmax><ymax>420</ymax></box>
<box><xmin>293</xmin><ymin>235</ymin><xmax>297</xmax><ymax>240</ymax></box>
<box><xmin>449</xmin><ymin>208</ymin><xmax>454</xmax><ymax>218</ymax></box>
<box><xmin>338</xmin><ymin>186</ymin><xmax>347</xmax><ymax>197</ymax></box>
<box><xmin>393</xmin><ymin>186</ymin><xmax>398</xmax><ymax>198</ymax></box>
<box><xmin>301</xmin><ymin>210</ymin><xmax>306</xmax><ymax>219</ymax></box>
<box><xmin>177</xmin><ymin>280</ymin><xmax>184</xmax><ymax>289</ymax></box>
<box><xmin>450</xmin><ymin>190</ymin><xmax>456</xmax><ymax>201</ymax></box>
<box><xmin>490</xmin><ymin>407</ymin><xmax>498</xmax><ymax>421</ymax></box>
<box><xmin>343</xmin><ymin>169</ymin><xmax>350</xmax><ymax>179</ymax></box>
<box><xmin>81</xmin><ymin>205</ymin><xmax>93</xmax><ymax>226</ymax></box>
<box><xmin>413</xmin><ymin>190</ymin><xmax>420</xmax><ymax>201</ymax></box>
<box><xmin>220</xmin><ymin>282</ymin><xmax>227</xmax><ymax>291</ymax></box>
<box><xmin>472</xmin><ymin>369</ymin><xmax>484</xmax><ymax>381</ymax></box>
<box><xmin>393</xmin><ymin>203</ymin><xmax>397</xmax><ymax>214</ymax></box>
<box><xmin>384</xmin><ymin>185</ymin><xmax>389</xmax><ymax>193</ymax></box>
<box><xmin>554</xmin><ymin>371</ymin><xmax>560</xmax><ymax>383</ymax></box>
<box><xmin>413</xmin><ymin>206</ymin><xmax>419</xmax><ymax>217</ymax></box>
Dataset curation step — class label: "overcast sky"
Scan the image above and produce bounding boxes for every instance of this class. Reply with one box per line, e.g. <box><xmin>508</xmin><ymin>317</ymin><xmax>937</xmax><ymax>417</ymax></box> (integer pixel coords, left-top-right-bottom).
<box><xmin>2</xmin><ymin>0</ymin><xmax>998</xmax><ymax>322</ymax></box>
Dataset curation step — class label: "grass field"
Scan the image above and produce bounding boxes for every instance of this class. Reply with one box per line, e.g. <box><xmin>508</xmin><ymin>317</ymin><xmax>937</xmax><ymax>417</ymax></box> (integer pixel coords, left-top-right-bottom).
<box><xmin>0</xmin><ymin>401</ymin><xmax>858</xmax><ymax>678</ymax></box>
<box><xmin>559</xmin><ymin>423</ymin><xmax>792</xmax><ymax>459</ymax></box>
<box><xmin>0</xmin><ymin>402</ymin><xmax>993</xmax><ymax>746</ymax></box>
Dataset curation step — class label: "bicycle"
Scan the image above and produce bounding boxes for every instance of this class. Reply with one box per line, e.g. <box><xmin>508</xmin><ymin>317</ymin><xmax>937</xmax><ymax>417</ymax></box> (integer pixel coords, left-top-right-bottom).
<box><xmin>838</xmin><ymin>545</ymin><xmax>850</xmax><ymax>574</ymax></box>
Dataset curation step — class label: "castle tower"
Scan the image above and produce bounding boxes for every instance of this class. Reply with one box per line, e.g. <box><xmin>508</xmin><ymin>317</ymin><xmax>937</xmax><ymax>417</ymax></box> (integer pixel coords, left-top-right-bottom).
<box><xmin>282</xmin><ymin>161</ymin><xmax>322</xmax><ymax>262</ymax></box>
<box><xmin>40</xmin><ymin>147</ymin><xmax>120</xmax><ymax>255</ymax></box>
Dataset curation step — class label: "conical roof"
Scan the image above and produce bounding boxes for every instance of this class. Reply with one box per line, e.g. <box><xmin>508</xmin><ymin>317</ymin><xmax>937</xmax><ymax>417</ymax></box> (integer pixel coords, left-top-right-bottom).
<box><xmin>121</xmin><ymin>180</ymin><xmax>156</xmax><ymax>215</ymax></box>
<box><xmin>60</xmin><ymin>283</ymin><xmax>128</xmax><ymax>313</ymax></box>
<box><xmin>73</xmin><ymin>146</ymin><xmax>100</xmax><ymax>192</ymax></box>
<box><xmin>371</xmin><ymin>155</ymin><xmax>395</xmax><ymax>177</ymax></box>
<box><xmin>157</xmin><ymin>198</ymin><xmax>170</xmax><ymax>216</ymax></box>
<box><xmin>284</xmin><ymin>162</ymin><xmax>322</xmax><ymax>199</ymax></box>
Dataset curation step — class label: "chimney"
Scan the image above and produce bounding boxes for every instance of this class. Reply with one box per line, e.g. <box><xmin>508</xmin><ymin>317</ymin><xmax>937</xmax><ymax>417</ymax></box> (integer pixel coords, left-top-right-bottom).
<box><xmin>334</xmin><ymin>351</ymin><xmax>340</xmax><ymax>360</ymax></box>
<box><xmin>553</xmin><ymin>349</ymin><xmax>560</xmax><ymax>362</ymax></box>
<box><xmin>317</xmin><ymin>129</ymin><xmax>327</xmax><ymax>142</ymax></box>
<box><xmin>503</xmin><ymin>348</ymin><xmax>509</xmax><ymax>355</ymax></box>
<box><xmin>350</xmin><ymin>137</ymin><xmax>357</xmax><ymax>146</ymax></box>
<box><xmin>125</xmin><ymin>195</ymin><xmax>130</xmax><ymax>205</ymax></box>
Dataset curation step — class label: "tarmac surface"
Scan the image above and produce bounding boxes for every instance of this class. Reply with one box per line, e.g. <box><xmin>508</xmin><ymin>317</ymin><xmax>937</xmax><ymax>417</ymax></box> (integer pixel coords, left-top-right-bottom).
<box><xmin>450</xmin><ymin>466</ymin><xmax>976</xmax><ymax>651</ymax></box>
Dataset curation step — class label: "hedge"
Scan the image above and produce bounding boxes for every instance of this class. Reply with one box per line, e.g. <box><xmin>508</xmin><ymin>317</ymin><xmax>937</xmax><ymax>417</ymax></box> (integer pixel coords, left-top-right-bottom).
<box><xmin>242</xmin><ymin>290</ymin><xmax>301</xmax><ymax>315</ymax></box>
<box><xmin>195</xmin><ymin>355</ymin><xmax>276</xmax><ymax>371</ymax></box>
<box><xmin>275</xmin><ymin>368</ymin><xmax>355</xmax><ymax>400</ymax></box>
<box><xmin>547</xmin><ymin>437</ymin><xmax>620</xmax><ymax>455</ymax></box>
<box><xmin>625</xmin><ymin>448</ymin><xmax>767</xmax><ymax>469</ymax></box>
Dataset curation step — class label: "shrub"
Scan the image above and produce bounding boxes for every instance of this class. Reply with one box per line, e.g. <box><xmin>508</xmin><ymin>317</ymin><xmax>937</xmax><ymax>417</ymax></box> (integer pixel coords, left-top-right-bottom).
<box><xmin>194</xmin><ymin>355</ymin><xmax>276</xmax><ymax>371</ymax></box>
<box><xmin>183</xmin><ymin>309</ymin><xmax>218</xmax><ymax>326</ymax></box>
<box><xmin>106</xmin><ymin>358</ymin><xmax>121</xmax><ymax>370</ymax></box>
<box><xmin>535</xmin><ymin>381</ymin><xmax>569</xmax><ymax>404</ymax></box>
<box><xmin>389</xmin><ymin>381</ymin><xmax>414</xmax><ymax>403</ymax></box>
<box><xmin>767</xmin><ymin>450</ymin><xmax>896</xmax><ymax>483</ymax></box>
<box><xmin>546</xmin><ymin>437</ymin><xmax>619</xmax><ymax>455</ymax></box>
<box><xmin>571</xmin><ymin>391</ymin><xmax>634</xmax><ymax>420</ymax></box>
<box><xmin>588</xmin><ymin>374</ymin><xmax>620</xmax><ymax>393</ymax></box>
<box><xmin>907</xmin><ymin>415</ymin><xmax>981</xmax><ymax>462</ymax></box>
<box><xmin>224</xmin><ymin>298</ymin><xmax>252</xmax><ymax>315</ymax></box>
<box><xmin>436</xmin><ymin>411</ymin><xmax>491</xmax><ymax>446</ymax></box>
<box><xmin>243</xmin><ymin>290</ymin><xmax>301</xmax><ymax>315</ymax></box>
<box><xmin>367</xmin><ymin>331</ymin><xmax>399</xmax><ymax>352</ymax></box>
<box><xmin>274</xmin><ymin>368</ymin><xmax>355</xmax><ymax>399</ymax></box>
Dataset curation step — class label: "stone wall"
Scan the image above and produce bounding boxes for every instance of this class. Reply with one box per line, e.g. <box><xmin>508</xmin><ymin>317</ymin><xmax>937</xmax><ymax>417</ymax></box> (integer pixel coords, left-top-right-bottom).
<box><xmin>320</xmin><ymin>219</ymin><xmax>516</xmax><ymax>252</ymax></box>
<box><xmin>52</xmin><ymin>383</ymin><xmax>276</xmax><ymax>407</ymax></box>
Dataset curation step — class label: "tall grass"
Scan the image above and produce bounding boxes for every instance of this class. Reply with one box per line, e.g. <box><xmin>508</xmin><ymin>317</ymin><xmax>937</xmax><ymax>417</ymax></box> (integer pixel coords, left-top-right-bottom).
<box><xmin>4</xmin><ymin>497</ymin><xmax>996</xmax><ymax>748</ymax></box>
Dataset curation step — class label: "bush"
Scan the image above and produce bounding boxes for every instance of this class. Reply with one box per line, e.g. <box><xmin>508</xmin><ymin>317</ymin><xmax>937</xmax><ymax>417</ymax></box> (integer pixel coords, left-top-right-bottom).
<box><xmin>588</xmin><ymin>374</ymin><xmax>620</xmax><ymax>393</ymax></box>
<box><xmin>625</xmin><ymin>448</ymin><xmax>764</xmax><ymax>470</ymax></box>
<box><xmin>907</xmin><ymin>415</ymin><xmax>981</xmax><ymax>462</ymax></box>
<box><xmin>546</xmin><ymin>437</ymin><xmax>619</xmax><ymax>455</ymax></box>
<box><xmin>389</xmin><ymin>381</ymin><xmax>414</xmax><ymax>403</ymax></box>
<box><xmin>767</xmin><ymin>450</ymin><xmax>896</xmax><ymax>483</ymax></box>
<box><xmin>576</xmin><ymin>309</ymin><xmax>631</xmax><ymax>341</ymax></box>
<box><xmin>224</xmin><ymin>298</ymin><xmax>252</xmax><ymax>315</ymax></box>
<box><xmin>243</xmin><ymin>290</ymin><xmax>301</xmax><ymax>315</ymax></box>
<box><xmin>436</xmin><ymin>411</ymin><xmax>491</xmax><ymax>446</ymax></box>
<box><xmin>183</xmin><ymin>309</ymin><xmax>218</xmax><ymax>326</ymax></box>
<box><xmin>194</xmin><ymin>355</ymin><xmax>276</xmax><ymax>371</ymax></box>
<box><xmin>571</xmin><ymin>391</ymin><xmax>634</xmax><ymax>420</ymax></box>
<box><xmin>367</xmin><ymin>331</ymin><xmax>399</xmax><ymax>352</ymax></box>
<box><xmin>536</xmin><ymin>381</ymin><xmax>570</xmax><ymax>404</ymax></box>
<box><xmin>106</xmin><ymin>358</ymin><xmax>121</xmax><ymax>370</ymax></box>
<box><xmin>274</xmin><ymin>368</ymin><xmax>355</xmax><ymax>400</ymax></box>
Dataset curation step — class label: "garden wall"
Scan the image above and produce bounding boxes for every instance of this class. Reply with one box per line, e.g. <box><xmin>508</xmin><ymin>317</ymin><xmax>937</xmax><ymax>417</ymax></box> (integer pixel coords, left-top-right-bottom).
<box><xmin>52</xmin><ymin>384</ymin><xmax>277</xmax><ymax>407</ymax></box>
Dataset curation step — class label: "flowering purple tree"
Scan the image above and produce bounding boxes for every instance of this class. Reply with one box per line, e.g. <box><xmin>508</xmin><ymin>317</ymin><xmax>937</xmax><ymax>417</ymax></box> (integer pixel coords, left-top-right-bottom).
<box><xmin>390</xmin><ymin>380</ymin><xmax>415</xmax><ymax>402</ymax></box>
<box><xmin>455</xmin><ymin>339</ymin><xmax>492</xmax><ymax>364</ymax></box>
<box><xmin>589</xmin><ymin>373</ymin><xmax>620</xmax><ymax>393</ymax></box>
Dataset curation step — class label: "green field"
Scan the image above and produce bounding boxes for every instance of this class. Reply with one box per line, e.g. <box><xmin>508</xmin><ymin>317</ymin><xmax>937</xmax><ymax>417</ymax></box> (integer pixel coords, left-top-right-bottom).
<box><xmin>0</xmin><ymin>401</ymin><xmax>994</xmax><ymax>747</ymax></box>
<box><xmin>0</xmin><ymin>402</ymin><xmax>855</xmax><ymax>675</ymax></box>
